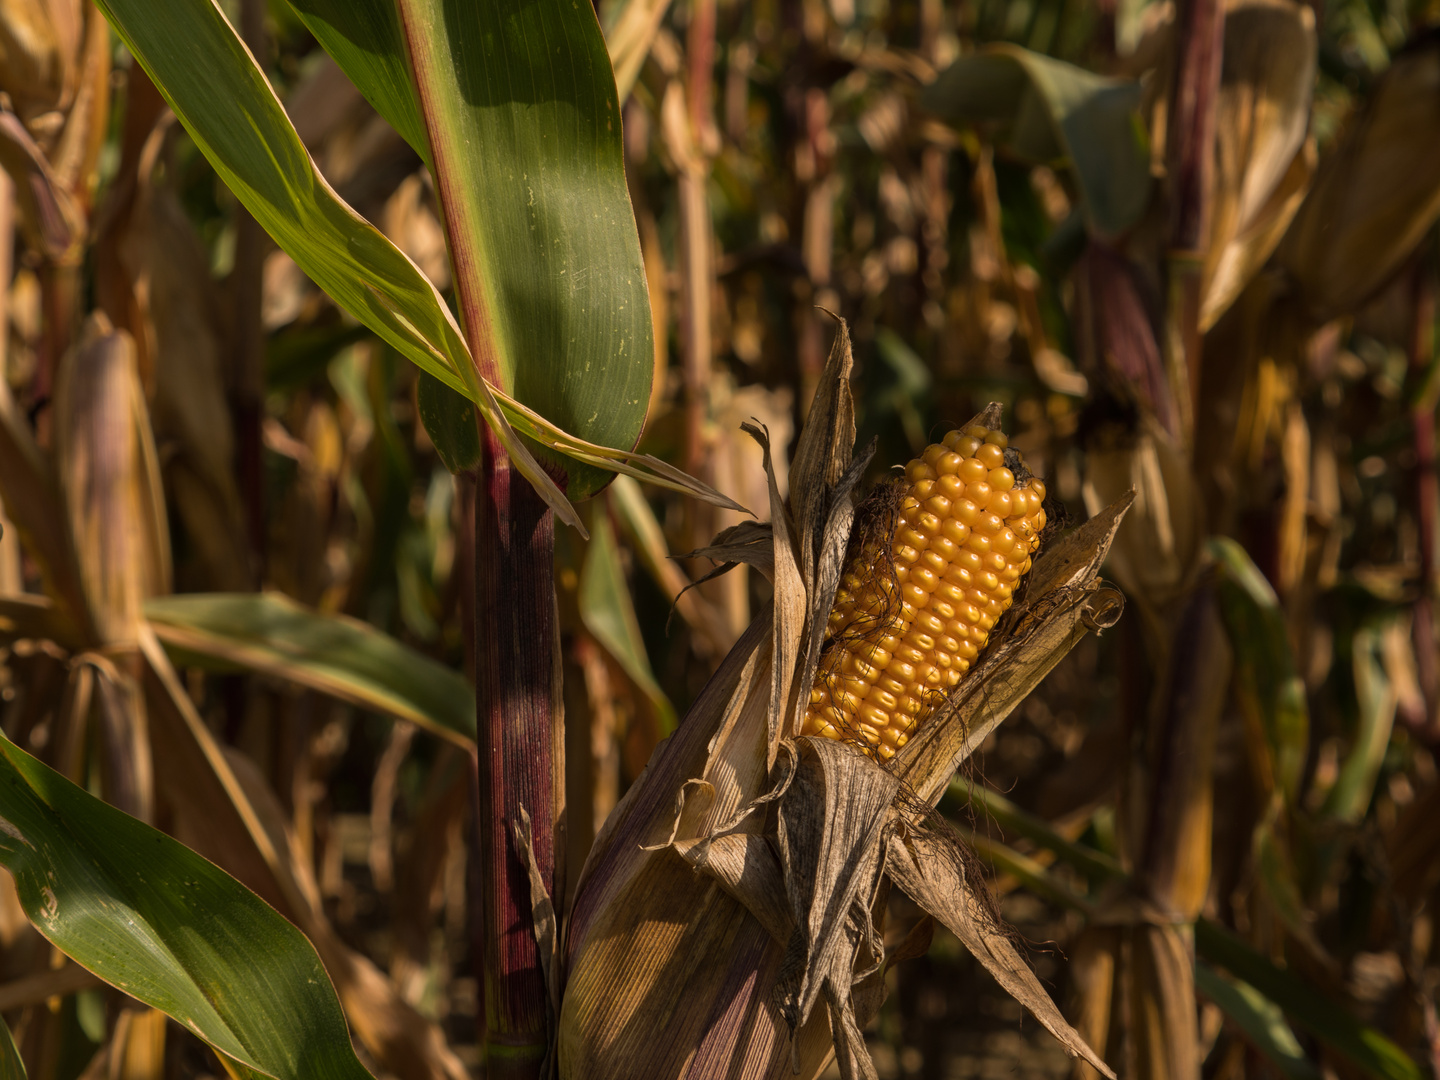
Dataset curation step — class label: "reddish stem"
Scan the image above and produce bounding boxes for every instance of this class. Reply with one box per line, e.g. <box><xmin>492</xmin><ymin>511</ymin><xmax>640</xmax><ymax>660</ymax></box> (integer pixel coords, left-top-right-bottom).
<box><xmin>472</xmin><ymin>434</ymin><xmax>562</xmax><ymax>1078</ymax></box>
<box><xmin>1166</xmin><ymin>0</ymin><xmax>1224</xmax><ymax>256</ymax></box>
<box><xmin>1163</xmin><ymin>0</ymin><xmax>1225</xmax><ymax>447</ymax></box>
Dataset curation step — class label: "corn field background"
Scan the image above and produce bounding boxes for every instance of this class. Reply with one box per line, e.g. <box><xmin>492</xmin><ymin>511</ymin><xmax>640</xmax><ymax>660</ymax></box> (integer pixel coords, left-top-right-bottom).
<box><xmin>1</xmin><ymin>0</ymin><xmax>1439</xmax><ymax>1077</ymax></box>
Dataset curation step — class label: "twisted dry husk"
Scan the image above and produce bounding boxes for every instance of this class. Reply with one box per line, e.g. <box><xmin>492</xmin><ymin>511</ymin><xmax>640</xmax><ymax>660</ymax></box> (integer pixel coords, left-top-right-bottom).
<box><xmin>556</xmin><ymin>322</ymin><xmax>1130</xmax><ymax>1079</ymax></box>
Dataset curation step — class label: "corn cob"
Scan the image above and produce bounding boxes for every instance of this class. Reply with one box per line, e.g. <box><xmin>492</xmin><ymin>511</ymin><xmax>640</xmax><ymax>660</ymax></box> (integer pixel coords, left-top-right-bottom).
<box><xmin>802</xmin><ymin>422</ymin><xmax>1047</xmax><ymax>761</ymax></box>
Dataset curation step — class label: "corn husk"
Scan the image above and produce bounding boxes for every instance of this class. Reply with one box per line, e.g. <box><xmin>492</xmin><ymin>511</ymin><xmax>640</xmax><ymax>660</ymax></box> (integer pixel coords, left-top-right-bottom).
<box><xmin>1199</xmin><ymin>0</ymin><xmax>1315</xmax><ymax>330</ymax></box>
<box><xmin>1276</xmin><ymin>35</ymin><xmax>1440</xmax><ymax>322</ymax></box>
<box><xmin>0</xmin><ymin>0</ymin><xmax>81</xmax><ymax>132</ymax></box>
<box><xmin>52</xmin><ymin>315</ymin><xmax>170</xmax><ymax>648</ymax></box>
<box><xmin>1137</xmin><ymin>0</ymin><xmax>1316</xmax><ymax>333</ymax></box>
<box><xmin>558</xmin><ymin>323</ymin><xmax>1130</xmax><ymax>1079</ymax></box>
<box><xmin>1084</xmin><ymin>414</ymin><xmax>1203</xmax><ymax>638</ymax></box>
<box><xmin>104</xmin><ymin>110</ymin><xmax>251</xmax><ymax>591</ymax></box>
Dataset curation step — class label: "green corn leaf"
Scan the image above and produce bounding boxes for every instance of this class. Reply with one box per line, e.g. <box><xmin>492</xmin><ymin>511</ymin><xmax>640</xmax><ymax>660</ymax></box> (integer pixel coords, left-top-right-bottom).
<box><xmin>391</xmin><ymin>0</ymin><xmax>653</xmax><ymax>498</ymax></box>
<box><xmin>0</xmin><ymin>734</ymin><xmax>373</xmax><ymax>1080</ymax></box>
<box><xmin>924</xmin><ymin>44</ymin><xmax>1151</xmax><ymax>239</ymax></box>
<box><xmin>417</xmin><ymin>370</ymin><xmax>483</xmax><ymax>475</ymax></box>
<box><xmin>580</xmin><ymin>513</ymin><xmax>676</xmax><ymax>733</ymax></box>
<box><xmin>144</xmin><ymin>593</ymin><xmax>475</xmax><ymax>746</ymax></box>
<box><xmin>1210</xmin><ymin>537</ymin><xmax>1309</xmax><ymax>803</ymax></box>
<box><xmin>1323</xmin><ymin>622</ymin><xmax>1397</xmax><ymax>824</ymax></box>
<box><xmin>93</xmin><ymin>0</ymin><xmax>582</xmax><ymax>532</ymax></box>
<box><xmin>1195</xmin><ymin>920</ymin><xmax>1421</xmax><ymax>1080</ymax></box>
<box><xmin>92</xmin><ymin>0</ymin><xmax>465</xmax><ymax>399</ymax></box>
<box><xmin>284</xmin><ymin>0</ymin><xmax>428</xmax><ymax>161</ymax></box>
<box><xmin>0</xmin><ymin>1011</ymin><xmax>23</xmax><ymax>1080</ymax></box>
<box><xmin>1195</xmin><ymin>962</ymin><xmax>1320</xmax><ymax>1080</ymax></box>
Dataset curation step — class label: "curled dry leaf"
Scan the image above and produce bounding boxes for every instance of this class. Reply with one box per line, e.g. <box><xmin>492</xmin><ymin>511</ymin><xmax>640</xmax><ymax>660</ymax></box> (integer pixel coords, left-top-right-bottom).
<box><xmin>97</xmin><ymin>105</ymin><xmax>251</xmax><ymax>592</ymax></box>
<box><xmin>1277</xmin><ymin>35</ymin><xmax>1440</xmax><ymax>321</ymax></box>
<box><xmin>53</xmin><ymin>315</ymin><xmax>171</xmax><ymax>648</ymax></box>
<box><xmin>139</xmin><ymin>628</ymin><xmax>469</xmax><ymax>1080</ymax></box>
<box><xmin>559</xmin><ymin>321</ymin><xmax>1129</xmax><ymax>1079</ymax></box>
<box><xmin>1199</xmin><ymin>0</ymin><xmax>1316</xmax><ymax>330</ymax></box>
<box><xmin>0</xmin><ymin>106</ymin><xmax>83</xmax><ymax>262</ymax></box>
<box><xmin>0</xmin><ymin>0</ymin><xmax>81</xmax><ymax>128</ymax></box>
<box><xmin>1084</xmin><ymin>414</ymin><xmax>1202</xmax><ymax>637</ymax></box>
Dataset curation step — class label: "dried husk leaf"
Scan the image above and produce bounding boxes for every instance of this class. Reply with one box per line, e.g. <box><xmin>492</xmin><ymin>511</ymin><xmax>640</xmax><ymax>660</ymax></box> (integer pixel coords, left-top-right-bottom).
<box><xmin>104</xmin><ymin>113</ymin><xmax>251</xmax><ymax>591</ymax></box>
<box><xmin>53</xmin><ymin>317</ymin><xmax>171</xmax><ymax>648</ymax></box>
<box><xmin>0</xmin><ymin>107</ymin><xmax>82</xmax><ymax>261</ymax></box>
<box><xmin>891</xmin><ymin>494</ymin><xmax>1131</xmax><ymax>804</ymax></box>
<box><xmin>1083</xmin><ymin>416</ymin><xmax>1202</xmax><ymax>635</ymax></box>
<box><xmin>0</xmin><ymin>363</ymin><xmax>90</xmax><ymax>643</ymax></box>
<box><xmin>139</xmin><ymin>629</ymin><xmax>468</xmax><ymax>1080</ymax></box>
<box><xmin>560</xmin><ymin>323</ymin><xmax>1127</xmax><ymax>1079</ymax></box>
<box><xmin>682</xmin><ymin>520</ymin><xmax>775</xmax><ymax>579</ymax></box>
<box><xmin>771</xmin><ymin>739</ymin><xmax>897</xmax><ymax>1041</ymax></box>
<box><xmin>0</xmin><ymin>0</ymin><xmax>80</xmax><ymax>131</ymax></box>
<box><xmin>1199</xmin><ymin>0</ymin><xmax>1316</xmax><ymax>330</ymax></box>
<box><xmin>885</xmin><ymin>823</ymin><xmax>1115</xmax><ymax>1077</ymax></box>
<box><xmin>1276</xmin><ymin>36</ymin><xmax>1440</xmax><ymax>321</ymax></box>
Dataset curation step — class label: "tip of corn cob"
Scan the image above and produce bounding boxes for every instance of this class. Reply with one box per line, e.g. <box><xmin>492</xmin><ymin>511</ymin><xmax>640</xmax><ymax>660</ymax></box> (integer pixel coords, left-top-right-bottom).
<box><xmin>802</xmin><ymin>421</ymin><xmax>1047</xmax><ymax>761</ymax></box>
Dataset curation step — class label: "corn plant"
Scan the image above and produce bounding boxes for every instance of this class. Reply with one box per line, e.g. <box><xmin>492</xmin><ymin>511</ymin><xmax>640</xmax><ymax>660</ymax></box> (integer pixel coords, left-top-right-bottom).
<box><xmin>0</xmin><ymin>2</ymin><xmax>1146</xmax><ymax>1075</ymax></box>
<box><xmin>0</xmin><ymin>0</ymin><xmax>1435</xmax><ymax>1077</ymax></box>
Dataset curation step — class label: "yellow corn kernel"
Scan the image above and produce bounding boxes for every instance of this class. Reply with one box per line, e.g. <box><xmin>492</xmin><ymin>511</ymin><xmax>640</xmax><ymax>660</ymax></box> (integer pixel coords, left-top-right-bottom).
<box><xmin>802</xmin><ymin>422</ymin><xmax>1046</xmax><ymax>761</ymax></box>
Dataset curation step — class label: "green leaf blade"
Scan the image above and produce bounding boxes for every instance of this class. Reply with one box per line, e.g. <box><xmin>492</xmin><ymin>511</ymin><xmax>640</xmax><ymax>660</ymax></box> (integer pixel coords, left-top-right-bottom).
<box><xmin>1196</xmin><ymin>919</ymin><xmax>1422</xmax><ymax>1080</ymax></box>
<box><xmin>285</xmin><ymin>0</ymin><xmax>429</xmax><ymax>161</ymax></box>
<box><xmin>1195</xmin><ymin>962</ymin><xmax>1320</xmax><ymax>1080</ymax></box>
<box><xmin>144</xmin><ymin>593</ymin><xmax>475</xmax><ymax>745</ymax></box>
<box><xmin>0</xmin><ymin>1011</ymin><xmax>24</xmax><ymax>1080</ymax></box>
<box><xmin>0</xmin><ymin>736</ymin><xmax>372</xmax><ymax>1080</ymax></box>
<box><xmin>579</xmin><ymin>515</ymin><xmax>676</xmax><ymax>733</ymax></box>
<box><xmin>93</xmin><ymin>0</ymin><xmax>470</xmax><ymax>397</ymax></box>
<box><xmin>395</xmin><ymin>0</ymin><xmax>653</xmax><ymax>497</ymax></box>
<box><xmin>924</xmin><ymin>45</ymin><xmax>1152</xmax><ymax>239</ymax></box>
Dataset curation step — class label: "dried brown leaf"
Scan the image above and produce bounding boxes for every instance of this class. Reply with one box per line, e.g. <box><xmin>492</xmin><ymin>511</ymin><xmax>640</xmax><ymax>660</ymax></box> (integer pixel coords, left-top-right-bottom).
<box><xmin>682</xmin><ymin>520</ymin><xmax>775</xmax><ymax>577</ymax></box>
<box><xmin>54</xmin><ymin>317</ymin><xmax>170</xmax><ymax>647</ymax></box>
<box><xmin>673</xmin><ymin>832</ymin><xmax>794</xmax><ymax>945</ymax></box>
<box><xmin>772</xmin><ymin>739</ymin><xmax>897</xmax><ymax>1039</ymax></box>
<box><xmin>0</xmin><ymin>0</ymin><xmax>75</xmax><ymax>124</ymax></box>
<box><xmin>1084</xmin><ymin>418</ymin><xmax>1202</xmax><ymax>628</ymax></box>
<box><xmin>886</xmin><ymin>826</ymin><xmax>1117</xmax><ymax>1078</ymax></box>
<box><xmin>514</xmin><ymin>804</ymin><xmax>561</xmax><ymax>1021</ymax></box>
<box><xmin>0</xmin><ymin>315</ymin><xmax>90</xmax><ymax>644</ymax></box>
<box><xmin>1199</xmin><ymin>0</ymin><xmax>1316</xmax><ymax>330</ymax></box>
<box><xmin>743</xmin><ymin>422</ymin><xmax>805</xmax><ymax>766</ymax></box>
<box><xmin>1130</xmin><ymin>924</ymin><xmax>1201</xmax><ymax>1080</ymax></box>
<box><xmin>605</xmin><ymin>0</ymin><xmax>674</xmax><ymax>101</ymax></box>
<box><xmin>140</xmin><ymin>628</ymin><xmax>468</xmax><ymax>1080</ymax></box>
<box><xmin>116</xmin><ymin>117</ymin><xmax>250</xmax><ymax>591</ymax></box>
<box><xmin>1277</xmin><ymin>36</ymin><xmax>1440</xmax><ymax>320</ymax></box>
<box><xmin>0</xmin><ymin>106</ymin><xmax>82</xmax><ymax>260</ymax></box>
